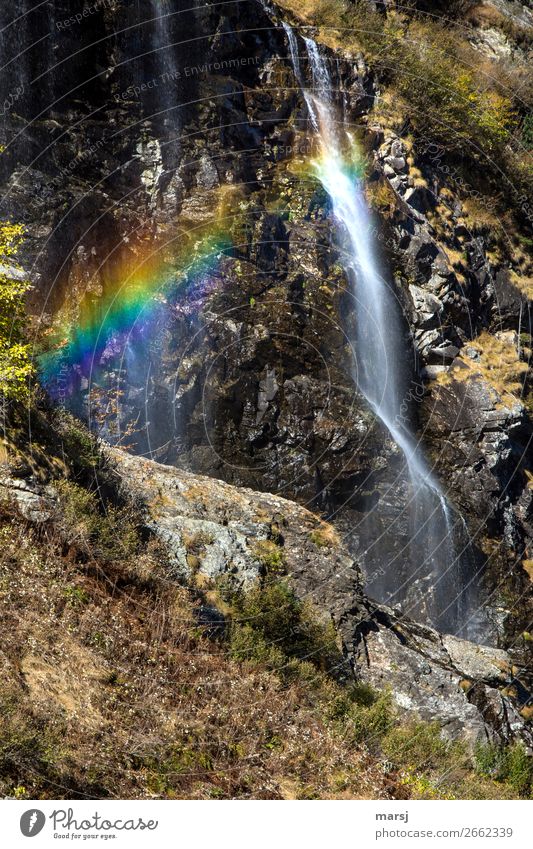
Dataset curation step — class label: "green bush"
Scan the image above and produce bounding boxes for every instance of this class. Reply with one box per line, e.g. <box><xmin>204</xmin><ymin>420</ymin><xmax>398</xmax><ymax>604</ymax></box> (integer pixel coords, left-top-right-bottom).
<box><xmin>0</xmin><ymin>223</ymin><xmax>33</xmax><ymax>402</ymax></box>
<box><xmin>56</xmin><ymin>480</ymin><xmax>139</xmax><ymax>561</ymax></box>
<box><xmin>522</xmin><ymin>114</ymin><xmax>533</xmax><ymax>151</ymax></box>
<box><xmin>227</xmin><ymin>579</ymin><xmax>396</xmax><ymax>746</ymax></box>
<box><xmin>475</xmin><ymin>742</ymin><xmax>533</xmax><ymax>798</ymax></box>
<box><xmin>252</xmin><ymin>539</ymin><xmax>286</xmax><ymax>575</ymax></box>
<box><xmin>55</xmin><ymin>411</ymin><xmax>100</xmax><ymax>475</ymax></box>
<box><xmin>229</xmin><ymin>623</ymin><xmax>287</xmax><ymax>670</ymax></box>
<box><xmin>382</xmin><ymin>722</ymin><xmax>464</xmax><ymax>773</ymax></box>
<box><xmin>229</xmin><ymin>580</ymin><xmax>341</xmax><ymax>674</ymax></box>
<box><xmin>333</xmin><ymin>688</ymin><xmax>394</xmax><ymax>745</ymax></box>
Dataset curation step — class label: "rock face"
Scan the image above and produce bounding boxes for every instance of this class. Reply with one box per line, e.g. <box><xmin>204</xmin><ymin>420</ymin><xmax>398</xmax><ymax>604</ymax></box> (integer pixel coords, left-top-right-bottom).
<box><xmin>0</xmin><ymin>3</ymin><xmax>531</xmax><ymax>666</ymax></box>
<box><xmin>0</xmin><ymin>475</ymin><xmax>55</xmax><ymax>523</ymax></box>
<box><xmin>352</xmin><ymin>606</ymin><xmax>533</xmax><ymax>748</ymax></box>
<box><xmin>102</xmin><ymin>446</ymin><xmax>532</xmax><ymax>748</ymax></box>
<box><xmin>104</xmin><ymin>446</ymin><xmax>362</xmax><ymax>627</ymax></box>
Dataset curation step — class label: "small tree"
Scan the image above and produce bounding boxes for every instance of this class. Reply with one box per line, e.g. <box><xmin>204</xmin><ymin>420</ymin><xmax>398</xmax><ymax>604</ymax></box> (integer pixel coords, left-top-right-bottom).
<box><xmin>0</xmin><ymin>222</ymin><xmax>33</xmax><ymax>402</ymax></box>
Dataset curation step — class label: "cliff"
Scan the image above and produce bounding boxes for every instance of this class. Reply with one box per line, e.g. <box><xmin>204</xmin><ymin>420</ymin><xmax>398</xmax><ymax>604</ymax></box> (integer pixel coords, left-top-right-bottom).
<box><xmin>0</xmin><ymin>0</ymin><xmax>531</xmax><ymax>799</ymax></box>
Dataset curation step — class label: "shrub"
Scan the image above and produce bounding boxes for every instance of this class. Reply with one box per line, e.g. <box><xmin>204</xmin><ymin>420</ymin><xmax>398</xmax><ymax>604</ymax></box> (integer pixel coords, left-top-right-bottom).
<box><xmin>475</xmin><ymin>742</ymin><xmax>533</xmax><ymax>798</ymax></box>
<box><xmin>0</xmin><ymin>223</ymin><xmax>33</xmax><ymax>402</ymax></box>
<box><xmin>252</xmin><ymin>539</ymin><xmax>286</xmax><ymax>575</ymax></box>
<box><xmin>54</xmin><ymin>411</ymin><xmax>100</xmax><ymax>476</ymax></box>
<box><xmin>309</xmin><ymin>524</ymin><xmax>340</xmax><ymax>548</ymax></box>
<box><xmin>392</xmin><ymin>26</ymin><xmax>516</xmax><ymax>155</ymax></box>
<box><xmin>522</xmin><ymin>114</ymin><xmax>533</xmax><ymax>151</ymax></box>
<box><xmin>326</xmin><ymin>685</ymin><xmax>394</xmax><ymax>745</ymax></box>
<box><xmin>0</xmin><ymin>689</ymin><xmax>64</xmax><ymax>796</ymax></box>
<box><xmin>229</xmin><ymin>579</ymin><xmax>342</xmax><ymax>676</ymax></box>
<box><xmin>56</xmin><ymin>480</ymin><xmax>139</xmax><ymax>561</ymax></box>
<box><xmin>229</xmin><ymin>622</ymin><xmax>287</xmax><ymax>670</ymax></box>
<box><xmin>382</xmin><ymin>722</ymin><xmax>464</xmax><ymax>773</ymax></box>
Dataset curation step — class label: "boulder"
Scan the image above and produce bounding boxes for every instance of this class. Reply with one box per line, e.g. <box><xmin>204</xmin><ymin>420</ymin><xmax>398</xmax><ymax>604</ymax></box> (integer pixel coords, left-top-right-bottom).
<box><xmin>104</xmin><ymin>446</ymin><xmax>533</xmax><ymax>748</ymax></box>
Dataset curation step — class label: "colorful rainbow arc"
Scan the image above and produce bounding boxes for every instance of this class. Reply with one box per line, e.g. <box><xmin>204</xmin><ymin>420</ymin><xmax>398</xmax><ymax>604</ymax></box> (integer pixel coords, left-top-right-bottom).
<box><xmin>39</xmin><ymin>231</ymin><xmax>232</xmax><ymax>398</ymax></box>
<box><xmin>39</xmin><ymin>141</ymin><xmax>367</xmax><ymax>400</ymax></box>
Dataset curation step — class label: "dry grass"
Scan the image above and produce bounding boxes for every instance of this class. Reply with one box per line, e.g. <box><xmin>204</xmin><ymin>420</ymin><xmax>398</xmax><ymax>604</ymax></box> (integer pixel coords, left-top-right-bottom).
<box><xmin>510</xmin><ymin>271</ymin><xmax>533</xmax><ymax>301</ymax></box>
<box><xmin>309</xmin><ymin>522</ymin><xmax>341</xmax><ymax>548</ymax></box>
<box><xmin>461</xmin><ymin>197</ymin><xmax>502</xmax><ymax>233</ymax></box>
<box><xmin>0</xmin><ymin>489</ymin><xmax>529</xmax><ymax>801</ymax></box>
<box><xmin>523</xmin><ymin>560</ymin><xmax>533</xmax><ymax>582</ymax></box>
<box><xmin>365</xmin><ymin>179</ymin><xmax>398</xmax><ymax>217</ymax></box>
<box><xmin>0</xmin><ymin>503</ymin><xmax>392</xmax><ymax>800</ymax></box>
<box><xmin>465</xmin><ymin>3</ymin><xmax>533</xmax><ymax>51</ymax></box>
<box><xmin>449</xmin><ymin>331</ymin><xmax>529</xmax><ymax>404</ymax></box>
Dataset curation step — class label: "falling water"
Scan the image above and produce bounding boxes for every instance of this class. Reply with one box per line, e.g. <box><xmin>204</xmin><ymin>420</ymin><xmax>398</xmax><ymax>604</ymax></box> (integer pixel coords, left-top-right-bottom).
<box><xmin>282</xmin><ymin>24</ymin><xmax>486</xmax><ymax>638</ymax></box>
<box><xmin>149</xmin><ymin>0</ymin><xmax>181</xmax><ymax>128</ymax></box>
<box><xmin>151</xmin><ymin>0</ymin><xmax>180</xmax><ymax>95</ymax></box>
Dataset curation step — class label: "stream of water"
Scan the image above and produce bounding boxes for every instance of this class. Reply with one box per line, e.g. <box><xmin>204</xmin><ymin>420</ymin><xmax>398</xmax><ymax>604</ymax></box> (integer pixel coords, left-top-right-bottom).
<box><xmin>282</xmin><ymin>22</ymin><xmax>487</xmax><ymax>639</ymax></box>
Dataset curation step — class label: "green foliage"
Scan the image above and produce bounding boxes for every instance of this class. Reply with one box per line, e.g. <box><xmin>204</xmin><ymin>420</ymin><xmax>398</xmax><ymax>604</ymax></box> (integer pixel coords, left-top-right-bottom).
<box><xmin>325</xmin><ymin>684</ymin><xmax>394</xmax><ymax>745</ymax></box>
<box><xmin>522</xmin><ymin>114</ymin><xmax>533</xmax><ymax>152</ymax></box>
<box><xmin>340</xmin><ymin>3</ymin><xmax>516</xmax><ymax>155</ymax></box>
<box><xmin>0</xmin><ymin>223</ymin><xmax>33</xmax><ymax>401</ymax></box>
<box><xmin>0</xmin><ymin>690</ymin><xmax>64</xmax><ymax>795</ymax></box>
<box><xmin>56</xmin><ymin>479</ymin><xmax>139</xmax><ymax>561</ymax></box>
<box><xmin>475</xmin><ymin>742</ymin><xmax>533</xmax><ymax>798</ymax></box>
<box><xmin>227</xmin><ymin>579</ymin><xmax>396</xmax><ymax>750</ymax></box>
<box><xmin>382</xmin><ymin>722</ymin><xmax>464</xmax><ymax>773</ymax></box>
<box><xmin>252</xmin><ymin>539</ymin><xmax>286</xmax><ymax>575</ymax></box>
<box><xmin>63</xmin><ymin>585</ymin><xmax>90</xmax><ymax>607</ymax></box>
<box><xmin>55</xmin><ymin>411</ymin><xmax>100</xmax><ymax>475</ymax></box>
<box><xmin>143</xmin><ymin>745</ymin><xmax>214</xmax><ymax>797</ymax></box>
<box><xmin>229</xmin><ymin>579</ymin><xmax>341</xmax><ymax>675</ymax></box>
<box><xmin>223</xmin><ymin>579</ymin><xmax>531</xmax><ymax>799</ymax></box>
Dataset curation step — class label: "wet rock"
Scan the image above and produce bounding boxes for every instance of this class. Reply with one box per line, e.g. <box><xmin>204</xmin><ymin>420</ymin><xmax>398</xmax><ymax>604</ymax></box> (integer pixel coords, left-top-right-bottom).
<box><xmin>351</xmin><ymin>603</ymin><xmax>533</xmax><ymax>748</ymax></box>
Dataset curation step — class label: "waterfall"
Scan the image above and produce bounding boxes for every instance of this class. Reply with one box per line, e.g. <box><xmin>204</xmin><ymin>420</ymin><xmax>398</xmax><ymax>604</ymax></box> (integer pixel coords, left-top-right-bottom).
<box><xmin>151</xmin><ymin>0</ymin><xmax>180</xmax><ymax>90</ymax></box>
<box><xmin>149</xmin><ymin>0</ymin><xmax>181</xmax><ymax>125</ymax></box>
<box><xmin>282</xmin><ymin>24</ymin><xmax>487</xmax><ymax>639</ymax></box>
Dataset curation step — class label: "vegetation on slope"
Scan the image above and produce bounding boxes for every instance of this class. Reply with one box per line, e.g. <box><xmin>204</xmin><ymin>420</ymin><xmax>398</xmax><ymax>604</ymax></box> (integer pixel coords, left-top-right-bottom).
<box><xmin>0</xmin><ymin>423</ymin><xmax>532</xmax><ymax>800</ymax></box>
<box><xmin>274</xmin><ymin>0</ymin><xmax>532</xmax><ymax>231</ymax></box>
<box><xmin>0</xmin><ymin>223</ymin><xmax>33</xmax><ymax>401</ymax></box>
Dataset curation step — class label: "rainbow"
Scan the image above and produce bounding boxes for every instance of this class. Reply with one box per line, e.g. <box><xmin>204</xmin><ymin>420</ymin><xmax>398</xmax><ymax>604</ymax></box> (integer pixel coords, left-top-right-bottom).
<box><xmin>39</xmin><ymin>226</ymin><xmax>232</xmax><ymax>401</ymax></box>
<box><xmin>38</xmin><ymin>141</ymin><xmax>366</xmax><ymax>402</ymax></box>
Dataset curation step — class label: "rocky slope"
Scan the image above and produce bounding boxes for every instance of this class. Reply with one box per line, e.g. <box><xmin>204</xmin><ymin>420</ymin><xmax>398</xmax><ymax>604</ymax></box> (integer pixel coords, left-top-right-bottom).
<box><xmin>6</xmin><ymin>439</ymin><xmax>533</xmax><ymax>799</ymax></box>
<box><xmin>0</xmin><ymin>1</ymin><xmax>530</xmax><ymax>646</ymax></box>
<box><xmin>3</xmin><ymin>442</ymin><xmax>531</xmax><ymax>749</ymax></box>
<box><xmin>0</xmin><ymin>0</ymin><xmax>532</xmax><ymax>791</ymax></box>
